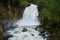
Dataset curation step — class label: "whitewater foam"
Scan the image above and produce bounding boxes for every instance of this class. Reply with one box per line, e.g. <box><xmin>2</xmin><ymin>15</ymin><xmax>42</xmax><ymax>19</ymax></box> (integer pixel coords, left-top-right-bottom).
<box><xmin>8</xmin><ymin>4</ymin><xmax>46</xmax><ymax>40</ymax></box>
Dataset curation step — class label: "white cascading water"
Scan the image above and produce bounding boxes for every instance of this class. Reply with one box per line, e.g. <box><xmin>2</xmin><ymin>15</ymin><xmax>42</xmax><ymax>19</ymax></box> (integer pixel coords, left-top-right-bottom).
<box><xmin>7</xmin><ymin>4</ymin><xmax>47</xmax><ymax>40</ymax></box>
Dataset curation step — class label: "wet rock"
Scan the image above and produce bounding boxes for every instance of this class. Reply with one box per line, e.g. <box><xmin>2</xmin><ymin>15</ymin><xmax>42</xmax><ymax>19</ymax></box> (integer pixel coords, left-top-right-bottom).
<box><xmin>41</xmin><ymin>31</ymin><xmax>50</xmax><ymax>38</ymax></box>
<box><xmin>22</xmin><ymin>28</ymin><xmax>27</xmax><ymax>32</ymax></box>
<box><xmin>37</xmin><ymin>27</ymin><xmax>46</xmax><ymax>33</ymax></box>
<box><xmin>31</xmin><ymin>34</ymin><xmax>34</xmax><ymax>36</ymax></box>
<box><xmin>3</xmin><ymin>21</ymin><xmax>17</xmax><ymax>31</ymax></box>
<box><xmin>37</xmin><ymin>27</ymin><xmax>50</xmax><ymax>39</ymax></box>
<box><xmin>3</xmin><ymin>32</ymin><xmax>13</xmax><ymax>38</ymax></box>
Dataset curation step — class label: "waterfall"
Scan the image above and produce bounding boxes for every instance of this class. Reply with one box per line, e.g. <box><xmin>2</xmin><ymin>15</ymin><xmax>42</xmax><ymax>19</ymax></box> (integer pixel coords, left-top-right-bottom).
<box><xmin>15</xmin><ymin>4</ymin><xmax>39</xmax><ymax>27</ymax></box>
<box><xmin>7</xmin><ymin>4</ymin><xmax>47</xmax><ymax>40</ymax></box>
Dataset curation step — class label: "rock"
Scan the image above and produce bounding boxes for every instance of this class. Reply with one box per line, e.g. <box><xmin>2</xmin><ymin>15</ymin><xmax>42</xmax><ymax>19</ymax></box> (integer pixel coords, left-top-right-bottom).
<box><xmin>22</xmin><ymin>28</ymin><xmax>27</xmax><ymax>32</ymax></box>
<box><xmin>31</xmin><ymin>34</ymin><xmax>34</xmax><ymax>36</ymax></box>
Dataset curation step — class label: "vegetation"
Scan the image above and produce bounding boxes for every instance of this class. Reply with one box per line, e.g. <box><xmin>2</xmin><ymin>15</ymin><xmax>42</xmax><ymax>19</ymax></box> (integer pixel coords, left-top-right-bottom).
<box><xmin>0</xmin><ymin>0</ymin><xmax>60</xmax><ymax>40</ymax></box>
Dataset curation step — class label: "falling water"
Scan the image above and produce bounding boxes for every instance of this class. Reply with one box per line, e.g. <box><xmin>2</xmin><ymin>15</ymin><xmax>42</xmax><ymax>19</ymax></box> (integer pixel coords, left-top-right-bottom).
<box><xmin>7</xmin><ymin>4</ymin><xmax>47</xmax><ymax>40</ymax></box>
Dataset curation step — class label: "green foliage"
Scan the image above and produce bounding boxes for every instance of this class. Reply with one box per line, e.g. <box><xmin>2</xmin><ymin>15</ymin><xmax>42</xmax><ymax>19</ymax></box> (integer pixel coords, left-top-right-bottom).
<box><xmin>18</xmin><ymin>0</ymin><xmax>30</xmax><ymax>8</ymax></box>
<box><xmin>37</xmin><ymin>0</ymin><xmax>60</xmax><ymax>39</ymax></box>
<box><xmin>37</xmin><ymin>0</ymin><xmax>60</xmax><ymax>27</ymax></box>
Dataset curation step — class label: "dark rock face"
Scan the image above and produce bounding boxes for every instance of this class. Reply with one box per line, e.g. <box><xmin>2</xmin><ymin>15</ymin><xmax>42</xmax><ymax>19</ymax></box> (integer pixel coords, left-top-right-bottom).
<box><xmin>3</xmin><ymin>21</ymin><xmax>16</xmax><ymax>31</ymax></box>
<box><xmin>2</xmin><ymin>21</ymin><xmax>16</xmax><ymax>40</ymax></box>
<box><xmin>36</xmin><ymin>27</ymin><xmax>50</xmax><ymax>39</ymax></box>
